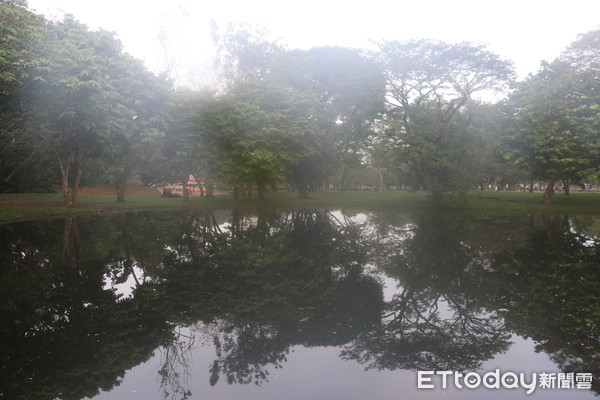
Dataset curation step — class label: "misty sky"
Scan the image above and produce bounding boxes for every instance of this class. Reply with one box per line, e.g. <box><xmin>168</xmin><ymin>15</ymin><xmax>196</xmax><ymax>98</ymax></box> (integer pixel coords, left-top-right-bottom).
<box><xmin>27</xmin><ymin>0</ymin><xmax>600</xmax><ymax>88</ymax></box>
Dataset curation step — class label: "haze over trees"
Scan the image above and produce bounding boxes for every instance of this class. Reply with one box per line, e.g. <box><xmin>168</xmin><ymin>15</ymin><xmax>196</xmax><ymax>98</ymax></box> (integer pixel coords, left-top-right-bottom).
<box><xmin>1</xmin><ymin>0</ymin><xmax>599</xmax><ymax>205</ymax></box>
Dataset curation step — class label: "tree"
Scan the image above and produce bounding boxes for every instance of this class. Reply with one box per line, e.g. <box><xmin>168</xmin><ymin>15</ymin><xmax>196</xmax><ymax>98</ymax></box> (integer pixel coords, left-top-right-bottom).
<box><xmin>0</xmin><ymin>0</ymin><xmax>51</xmax><ymax>192</ymax></box>
<box><xmin>378</xmin><ymin>40</ymin><xmax>514</xmax><ymax>196</ymax></box>
<box><xmin>8</xmin><ymin>10</ymin><xmax>171</xmax><ymax>205</ymax></box>
<box><xmin>463</xmin><ymin>101</ymin><xmax>527</xmax><ymax>191</ymax></box>
<box><xmin>508</xmin><ymin>66</ymin><xmax>587</xmax><ymax>203</ymax></box>
<box><xmin>558</xmin><ymin>29</ymin><xmax>600</xmax><ymax>180</ymax></box>
<box><xmin>25</xmin><ymin>17</ymin><xmax>118</xmax><ymax>206</ymax></box>
<box><xmin>167</xmin><ymin>89</ymin><xmax>219</xmax><ymax>200</ymax></box>
<box><xmin>213</xmin><ymin>26</ymin><xmax>387</xmax><ymax>198</ymax></box>
<box><xmin>107</xmin><ymin>52</ymin><xmax>170</xmax><ymax>202</ymax></box>
<box><xmin>506</xmin><ymin>29</ymin><xmax>600</xmax><ymax>204</ymax></box>
<box><xmin>208</xmin><ymin>82</ymin><xmax>308</xmax><ymax>199</ymax></box>
<box><xmin>276</xmin><ymin>46</ymin><xmax>386</xmax><ymax>192</ymax></box>
<box><xmin>211</xmin><ymin>22</ymin><xmax>284</xmax><ymax>87</ymax></box>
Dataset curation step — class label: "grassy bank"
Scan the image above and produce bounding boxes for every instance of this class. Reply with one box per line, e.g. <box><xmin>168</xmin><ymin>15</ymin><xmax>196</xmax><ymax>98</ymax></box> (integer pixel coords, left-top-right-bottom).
<box><xmin>1</xmin><ymin>190</ymin><xmax>600</xmax><ymax>224</ymax></box>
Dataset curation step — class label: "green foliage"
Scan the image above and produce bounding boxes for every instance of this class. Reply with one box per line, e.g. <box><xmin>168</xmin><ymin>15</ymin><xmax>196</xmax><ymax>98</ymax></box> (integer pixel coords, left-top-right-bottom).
<box><xmin>201</xmin><ymin>81</ymin><xmax>335</xmax><ymax>198</ymax></box>
<box><xmin>461</xmin><ymin>101</ymin><xmax>527</xmax><ymax>188</ymax></box>
<box><xmin>23</xmin><ymin>17</ymin><xmax>124</xmax><ymax>205</ymax></box>
<box><xmin>1</xmin><ymin>5</ymin><xmax>599</xmax><ymax>209</ymax></box>
<box><xmin>505</xmin><ymin>29</ymin><xmax>600</xmax><ymax>202</ymax></box>
<box><xmin>508</xmin><ymin>62</ymin><xmax>590</xmax><ymax>180</ymax></box>
<box><xmin>378</xmin><ymin>39</ymin><xmax>515</xmax><ymax>193</ymax></box>
<box><xmin>0</xmin><ymin>1</ymin><xmax>49</xmax><ymax>192</ymax></box>
<box><xmin>0</xmin><ymin>5</ymin><xmax>172</xmax><ymax>202</ymax></box>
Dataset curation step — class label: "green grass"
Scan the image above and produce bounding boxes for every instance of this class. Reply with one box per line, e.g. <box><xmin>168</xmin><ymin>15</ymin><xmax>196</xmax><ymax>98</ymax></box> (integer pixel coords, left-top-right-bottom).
<box><xmin>230</xmin><ymin>190</ymin><xmax>600</xmax><ymax>214</ymax></box>
<box><xmin>0</xmin><ymin>193</ymin><xmax>184</xmax><ymax>224</ymax></box>
<box><xmin>1</xmin><ymin>190</ymin><xmax>600</xmax><ymax>225</ymax></box>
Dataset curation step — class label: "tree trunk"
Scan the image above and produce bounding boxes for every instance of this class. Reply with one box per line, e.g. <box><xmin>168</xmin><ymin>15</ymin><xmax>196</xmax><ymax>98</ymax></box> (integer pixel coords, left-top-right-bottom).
<box><xmin>204</xmin><ymin>171</ymin><xmax>214</xmax><ymax>197</ymax></box>
<box><xmin>56</xmin><ymin>147</ymin><xmax>82</xmax><ymax>207</ymax></box>
<box><xmin>117</xmin><ymin>181</ymin><xmax>127</xmax><ymax>202</ymax></box>
<box><xmin>377</xmin><ymin>166</ymin><xmax>386</xmax><ymax>196</ymax></box>
<box><xmin>340</xmin><ymin>164</ymin><xmax>349</xmax><ymax>191</ymax></box>
<box><xmin>181</xmin><ymin>173</ymin><xmax>190</xmax><ymax>203</ymax></box>
<box><xmin>58</xmin><ymin>152</ymin><xmax>72</xmax><ymax>206</ymax></box>
<box><xmin>61</xmin><ymin>217</ymin><xmax>81</xmax><ymax>266</ymax></box>
<box><xmin>298</xmin><ymin>183</ymin><xmax>310</xmax><ymax>199</ymax></box>
<box><xmin>562</xmin><ymin>178</ymin><xmax>570</xmax><ymax>195</ymax></box>
<box><xmin>542</xmin><ymin>176</ymin><xmax>557</xmax><ymax>204</ymax></box>
<box><xmin>117</xmin><ymin>160</ymin><xmax>131</xmax><ymax>202</ymax></box>
<box><xmin>192</xmin><ymin>173</ymin><xmax>204</xmax><ymax>197</ymax></box>
<box><xmin>72</xmin><ymin>151</ymin><xmax>82</xmax><ymax>205</ymax></box>
<box><xmin>258</xmin><ymin>183</ymin><xmax>266</xmax><ymax>200</ymax></box>
<box><xmin>231</xmin><ymin>209</ymin><xmax>241</xmax><ymax>236</ymax></box>
<box><xmin>541</xmin><ymin>215</ymin><xmax>558</xmax><ymax>248</ymax></box>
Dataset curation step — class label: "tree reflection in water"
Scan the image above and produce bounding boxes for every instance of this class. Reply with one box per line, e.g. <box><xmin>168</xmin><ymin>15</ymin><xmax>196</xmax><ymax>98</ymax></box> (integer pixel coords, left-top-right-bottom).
<box><xmin>0</xmin><ymin>210</ymin><xmax>598</xmax><ymax>399</ymax></box>
<box><xmin>342</xmin><ymin>214</ymin><xmax>512</xmax><ymax>372</ymax></box>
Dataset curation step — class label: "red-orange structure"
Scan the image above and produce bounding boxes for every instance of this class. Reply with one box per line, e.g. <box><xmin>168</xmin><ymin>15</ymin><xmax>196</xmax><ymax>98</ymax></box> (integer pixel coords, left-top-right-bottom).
<box><xmin>161</xmin><ymin>175</ymin><xmax>204</xmax><ymax>197</ymax></box>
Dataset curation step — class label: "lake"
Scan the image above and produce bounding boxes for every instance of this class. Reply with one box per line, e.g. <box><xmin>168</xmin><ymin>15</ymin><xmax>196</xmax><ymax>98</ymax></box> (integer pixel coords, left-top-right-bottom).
<box><xmin>0</xmin><ymin>209</ymin><xmax>598</xmax><ymax>399</ymax></box>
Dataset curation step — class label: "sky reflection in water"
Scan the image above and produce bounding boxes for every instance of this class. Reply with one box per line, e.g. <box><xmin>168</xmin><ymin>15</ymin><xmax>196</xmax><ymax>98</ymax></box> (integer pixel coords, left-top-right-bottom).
<box><xmin>0</xmin><ymin>210</ymin><xmax>598</xmax><ymax>400</ymax></box>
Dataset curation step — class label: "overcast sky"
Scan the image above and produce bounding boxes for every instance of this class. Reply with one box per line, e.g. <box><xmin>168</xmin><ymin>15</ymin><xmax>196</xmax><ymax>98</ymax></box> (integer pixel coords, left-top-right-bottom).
<box><xmin>27</xmin><ymin>0</ymin><xmax>600</xmax><ymax>88</ymax></box>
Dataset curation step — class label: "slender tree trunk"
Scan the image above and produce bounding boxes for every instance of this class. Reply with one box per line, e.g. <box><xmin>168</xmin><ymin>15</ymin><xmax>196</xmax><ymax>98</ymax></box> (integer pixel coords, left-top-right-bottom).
<box><xmin>340</xmin><ymin>164</ymin><xmax>349</xmax><ymax>192</ymax></box>
<box><xmin>298</xmin><ymin>184</ymin><xmax>310</xmax><ymax>199</ymax></box>
<box><xmin>59</xmin><ymin>162</ymin><xmax>73</xmax><ymax>206</ymax></box>
<box><xmin>231</xmin><ymin>208</ymin><xmax>241</xmax><ymax>236</ymax></box>
<box><xmin>258</xmin><ymin>183</ymin><xmax>266</xmax><ymax>200</ymax></box>
<box><xmin>56</xmin><ymin>148</ymin><xmax>82</xmax><ymax>207</ymax></box>
<box><xmin>195</xmin><ymin>172</ymin><xmax>205</xmax><ymax>197</ymax></box>
<box><xmin>377</xmin><ymin>166</ymin><xmax>386</xmax><ymax>196</ymax></box>
<box><xmin>191</xmin><ymin>173</ymin><xmax>204</xmax><ymax>197</ymax></box>
<box><xmin>72</xmin><ymin>149</ymin><xmax>82</xmax><ymax>205</ymax></box>
<box><xmin>430</xmin><ymin>172</ymin><xmax>443</xmax><ymax>200</ymax></box>
<box><xmin>562</xmin><ymin>178</ymin><xmax>570</xmax><ymax>195</ymax></box>
<box><xmin>233</xmin><ymin>186</ymin><xmax>240</xmax><ymax>199</ymax></box>
<box><xmin>117</xmin><ymin>160</ymin><xmax>131</xmax><ymax>202</ymax></box>
<box><xmin>541</xmin><ymin>215</ymin><xmax>558</xmax><ymax>247</ymax></box>
<box><xmin>118</xmin><ymin>212</ymin><xmax>141</xmax><ymax>286</ymax></box>
<box><xmin>117</xmin><ymin>180</ymin><xmax>127</xmax><ymax>202</ymax></box>
<box><xmin>204</xmin><ymin>171</ymin><xmax>214</xmax><ymax>197</ymax></box>
<box><xmin>542</xmin><ymin>176</ymin><xmax>557</xmax><ymax>204</ymax></box>
<box><xmin>181</xmin><ymin>173</ymin><xmax>190</xmax><ymax>203</ymax></box>
<box><xmin>61</xmin><ymin>217</ymin><xmax>81</xmax><ymax>266</ymax></box>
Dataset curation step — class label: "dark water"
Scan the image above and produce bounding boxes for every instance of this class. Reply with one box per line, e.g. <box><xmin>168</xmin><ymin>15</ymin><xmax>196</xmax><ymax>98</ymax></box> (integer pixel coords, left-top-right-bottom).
<box><xmin>0</xmin><ymin>209</ymin><xmax>598</xmax><ymax>400</ymax></box>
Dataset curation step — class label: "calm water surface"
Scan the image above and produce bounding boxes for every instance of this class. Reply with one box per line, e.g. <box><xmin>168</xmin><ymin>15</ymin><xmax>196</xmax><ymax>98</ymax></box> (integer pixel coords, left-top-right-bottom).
<box><xmin>0</xmin><ymin>209</ymin><xmax>598</xmax><ymax>399</ymax></box>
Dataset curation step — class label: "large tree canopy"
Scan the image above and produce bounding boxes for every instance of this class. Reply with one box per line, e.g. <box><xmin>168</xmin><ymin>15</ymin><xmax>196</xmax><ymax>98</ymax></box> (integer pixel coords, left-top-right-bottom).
<box><xmin>507</xmin><ymin>29</ymin><xmax>600</xmax><ymax>203</ymax></box>
<box><xmin>0</xmin><ymin>5</ymin><xmax>172</xmax><ymax>204</ymax></box>
<box><xmin>378</xmin><ymin>39</ymin><xmax>514</xmax><ymax>195</ymax></box>
<box><xmin>1</xmin><ymin>4</ymin><xmax>599</xmax><ymax>202</ymax></box>
<box><xmin>0</xmin><ymin>1</ymin><xmax>51</xmax><ymax>192</ymax></box>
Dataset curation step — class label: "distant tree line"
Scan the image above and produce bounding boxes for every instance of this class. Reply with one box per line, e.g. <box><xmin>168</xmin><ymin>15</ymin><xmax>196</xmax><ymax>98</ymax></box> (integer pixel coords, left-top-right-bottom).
<box><xmin>1</xmin><ymin>0</ymin><xmax>599</xmax><ymax>205</ymax></box>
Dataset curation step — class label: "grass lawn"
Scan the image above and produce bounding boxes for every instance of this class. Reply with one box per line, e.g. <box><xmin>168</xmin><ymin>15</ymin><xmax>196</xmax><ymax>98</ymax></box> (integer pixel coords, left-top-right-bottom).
<box><xmin>1</xmin><ymin>190</ymin><xmax>600</xmax><ymax>225</ymax></box>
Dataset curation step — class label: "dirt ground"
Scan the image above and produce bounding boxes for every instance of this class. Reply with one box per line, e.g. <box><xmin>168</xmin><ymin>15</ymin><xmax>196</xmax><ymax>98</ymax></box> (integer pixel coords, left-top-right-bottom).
<box><xmin>79</xmin><ymin>185</ymin><xmax>161</xmax><ymax>196</ymax></box>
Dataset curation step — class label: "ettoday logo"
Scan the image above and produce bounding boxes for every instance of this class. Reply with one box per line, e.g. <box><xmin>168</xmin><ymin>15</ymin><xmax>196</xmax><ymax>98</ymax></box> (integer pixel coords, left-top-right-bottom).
<box><xmin>417</xmin><ymin>370</ymin><xmax>593</xmax><ymax>394</ymax></box>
